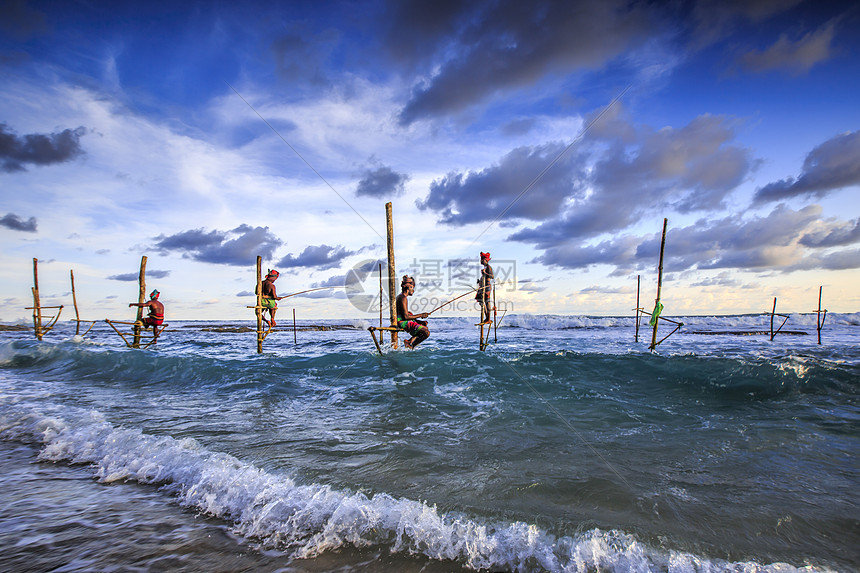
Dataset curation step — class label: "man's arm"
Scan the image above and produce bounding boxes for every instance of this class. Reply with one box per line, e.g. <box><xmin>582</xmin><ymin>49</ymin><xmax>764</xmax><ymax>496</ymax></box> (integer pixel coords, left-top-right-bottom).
<box><xmin>403</xmin><ymin>299</ymin><xmax>428</xmax><ymax>320</ymax></box>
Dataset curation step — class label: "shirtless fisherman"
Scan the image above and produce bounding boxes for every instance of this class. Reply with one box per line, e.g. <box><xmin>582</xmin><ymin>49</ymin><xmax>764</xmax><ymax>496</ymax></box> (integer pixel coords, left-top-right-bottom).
<box><xmin>260</xmin><ymin>269</ymin><xmax>283</xmax><ymax>326</ymax></box>
<box><xmin>129</xmin><ymin>289</ymin><xmax>165</xmax><ymax>342</ymax></box>
<box><xmin>395</xmin><ymin>275</ymin><xmax>430</xmax><ymax>349</ymax></box>
<box><xmin>476</xmin><ymin>252</ymin><xmax>495</xmax><ymax>324</ymax></box>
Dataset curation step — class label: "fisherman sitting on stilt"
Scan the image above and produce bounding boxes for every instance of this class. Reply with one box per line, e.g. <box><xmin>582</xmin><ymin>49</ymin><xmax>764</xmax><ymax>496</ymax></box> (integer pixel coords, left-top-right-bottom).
<box><xmin>259</xmin><ymin>269</ymin><xmax>282</xmax><ymax>327</ymax></box>
<box><xmin>476</xmin><ymin>252</ymin><xmax>495</xmax><ymax>324</ymax></box>
<box><xmin>128</xmin><ymin>289</ymin><xmax>165</xmax><ymax>343</ymax></box>
<box><xmin>396</xmin><ymin>275</ymin><xmax>430</xmax><ymax>349</ymax></box>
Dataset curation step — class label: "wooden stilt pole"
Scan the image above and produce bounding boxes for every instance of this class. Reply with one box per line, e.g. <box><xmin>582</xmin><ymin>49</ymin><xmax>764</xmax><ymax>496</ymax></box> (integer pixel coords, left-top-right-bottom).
<box><xmin>635</xmin><ymin>274</ymin><xmax>640</xmax><ymax>343</ymax></box>
<box><xmin>817</xmin><ymin>286</ymin><xmax>826</xmax><ymax>345</ymax></box>
<box><xmin>132</xmin><ymin>256</ymin><xmax>147</xmax><ymax>348</ymax></box>
<box><xmin>71</xmin><ymin>269</ymin><xmax>81</xmax><ymax>336</ymax></box>
<box><xmin>32</xmin><ymin>258</ymin><xmax>42</xmax><ymax>341</ymax></box>
<box><xmin>493</xmin><ymin>282</ymin><xmax>498</xmax><ymax>343</ymax></box>
<box><xmin>386</xmin><ymin>202</ymin><xmax>398</xmax><ymax>349</ymax></box>
<box><xmin>770</xmin><ymin>297</ymin><xmax>776</xmax><ymax>341</ymax></box>
<box><xmin>379</xmin><ymin>262</ymin><xmax>383</xmax><ymax>329</ymax></box>
<box><xmin>293</xmin><ymin>308</ymin><xmax>297</xmax><ymax>345</ymax></box>
<box><xmin>649</xmin><ymin>219</ymin><xmax>667</xmax><ymax>351</ymax></box>
<box><xmin>256</xmin><ymin>256</ymin><xmax>263</xmax><ymax>354</ymax></box>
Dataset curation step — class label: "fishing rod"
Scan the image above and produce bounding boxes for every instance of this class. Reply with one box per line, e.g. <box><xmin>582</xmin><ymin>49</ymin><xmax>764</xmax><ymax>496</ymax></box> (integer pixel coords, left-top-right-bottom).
<box><xmin>426</xmin><ymin>288</ymin><xmax>479</xmax><ymax>316</ymax></box>
<box><xmin>277</xmin><ymin>286</ymin><xmax>340</xmax><ymax>300</ymax></box>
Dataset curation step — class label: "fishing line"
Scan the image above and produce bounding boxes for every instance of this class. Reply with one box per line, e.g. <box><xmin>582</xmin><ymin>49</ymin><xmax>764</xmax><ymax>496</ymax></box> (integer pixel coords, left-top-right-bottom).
<box><xmin>225</xmin><ymin>82</ymin><xmax>384</xmax><ymax>241</ymax></box>
<box><xmin>466</xmin><ymin>84</ymin><xmax>631</xmax><ymax>250</ymax></box>
<box><xmin>500</xmin><ymin>357</ymin><xmax>633</xmax><ymax>491</ymax></box>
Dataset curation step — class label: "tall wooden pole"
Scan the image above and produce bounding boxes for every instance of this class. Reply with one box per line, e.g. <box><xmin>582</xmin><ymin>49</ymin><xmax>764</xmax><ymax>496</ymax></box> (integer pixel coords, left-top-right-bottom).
<box><xmin>132</xmin><ymin>256</ymin><xmax>147</xmax><ymax>348</ymax></box>
<box><xmin>770</xmin><ymin>297</ymin><xmax>777</xmax><ymax>341</ymax></box>
<box><xmin>32</xmin><ymin>258</ymin><xmax>43</xmax><ymax>341</ymax></box>
<box><xmin>386</xmin><ymin>202</ymin><xmax>398</xmax><ymax>349</ymax></box>
<box><xmin>817</xmin><ymin>286</ymin><xmax>824</xmax><ymax>345</ymax></box>
<box><xmin>649</xmin><ymin>219</ymin><xmax>668</xmax><ymax>350</ymax></box>
<box><xmin>493</xmin><ymin>282</ymin><xmax>498</xmax><ymax>343</ymax></box>
<box><xmin>378</xmin><ymin>262</ymin><xmax>383</xmax><ymax>329</ymax></box>
<box><xmin>71</xmin><ymin>269</ymin><xmax>81</xmax><ymax>335</ymax></box>
<box><xmin>635</xmin><ymin>274</ymin><xmax>640</xmax><ymax>343</ymax></box>
<box><xmin>256</xmin><ymin>256</ymin><xmax>263</xmax><ymax>354</ymax></box>
<box><xmin>293</xmin><ymin>308</ymin><xmax>297</xmax><ymax>345</ymax></box>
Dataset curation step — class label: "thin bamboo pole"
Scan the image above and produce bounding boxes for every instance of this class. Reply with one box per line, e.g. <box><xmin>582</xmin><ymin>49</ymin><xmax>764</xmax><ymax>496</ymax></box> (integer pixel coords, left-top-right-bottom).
<box><xmin>426</xmin><ymin>288</ymin><xmax>478</xmax><ymax>315</ymax></box>
<box><xmin>635</xmin><ymin>275</ymin><xmax>640</xmax><ymax>342</ymax></box>
<box><xmin>293</xmin><ymin>308</ymin><xmax>297</xmax><ymax>345</ymax></box>
<box><xmin>71</xmin><ymin>269</ymin><xmax>81</xmax><ymax>335</ymax></box>
<box><xmin>649</xmin><ymin>219</ymin><xmax>667</xmax><ymax>351</ymax></box>
<box><xmin>772</xmin><ymin>297</ymin><xmax>777</xmax><ymax>338</ymax></box>
<box><xmin>378</xmin><ymin>263</ymin><xmax>383</xmax><ymax>329</ymax></box>
<box><xmin>280</xmin><ymin>286</ymin><xmax>337</xmax><ymax>299</ymax></box>
<box><xmin>817</xmin><ymin>286</ymin><xmax>824</xmax><ymax>345</ymax></box>
<box><xmin>256</xmin><ymin>256</ymin><xmax>263</xmax><ymax>354</ymax></box>
<box><xmin>386</xmin><ymin>202</ymin><xmax>398</xmax><ymax>349</ymax></box>
<box><xmin>132</xmin><ymin>256</ymin><xmax>147</xmax><ymax>348</ymax></box>
<box><xmin>32</xmin><ymin>258</ymin><xmax>42</xmax><ymax>340</ymax></box>
<box><xmin>493</xmin><ymin>282</ymin><xmax>498</xmax><ymax>343</ymax></box>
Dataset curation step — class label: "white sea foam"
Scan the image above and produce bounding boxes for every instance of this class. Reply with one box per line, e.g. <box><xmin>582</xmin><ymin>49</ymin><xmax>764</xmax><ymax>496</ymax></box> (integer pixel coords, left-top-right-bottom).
<box><xmin>0</xmin><ymin>395</ymin><xmax>834</xmax><ymax>573</ymax></box>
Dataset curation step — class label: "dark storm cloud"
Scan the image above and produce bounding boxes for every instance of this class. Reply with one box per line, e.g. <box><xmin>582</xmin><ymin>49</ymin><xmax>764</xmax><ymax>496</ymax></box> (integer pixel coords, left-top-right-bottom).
<box><xmin>534</xmin><ymin>235</ymin><xmax>642</xmax><ymax>271</ymax></box>
<box><xmin>0</xmin><ymin>213</ymin><xmax>37</xmax><ymax>232</ymax></box>
<box><xmin>0</xmin><ymin>0</ymin><xmax>47</xmax><ymax>41</ymax></box>
<box><xmin>271</xmin><ymin>26</ymin><xmax>339</xmax><ymax>87</ymax></box>
<box><xmin>800</xmin><ymin>218</ymin><xmax>860</xmax><ymax>248</ymax></box>
<box><xmin>153</xmin><ymin>225</ymin><xmax>282</xmax><ymax>266</ymax></box>
<box><xmin>753</xmin><ymin>130</ymin><xmax>860</xmax><ymax>204</ymax></box>
<box><xmin>689</xmin><ymin>0</ymin><xmax>805</xmax><ymax>49</ymax></box>
<box><xmin>790</xmin><ymin>248</ymin><xmax>860</xmax><ymax>271</ymax></box>
<box><xmin>517</xmin><ymin>278</ymin><xmax>549</xmax><ymax>294</ymax></box>
<box><xmin>355</xmin><ymin>165</ymin><xmax>410</xmax><ymax>198</ymax></box>
<box><xmin>108</xmin><ymin>270</ymin><xmax>171</xmax><ymax>281</ymax></box>
<box><xmin>380</xmin><ymin>0</ymin><xmax>474</xmax><ymax>68</ymax></box>
<box><xmin>738</xmin><ymin>23</ymin><xmax>835</xmax><ymax>75</ymax></box>
<box><xmin>393</xmin><ymin>0</ymin><xmax>653</xmax><ymax>124</ymax></box>
<box><xmin>532</xmin><ymin>205</ymin><xmax>860</xmax><ymax>273</ymax></box>
<box><xmin>506</xmin><ymin>112</ymin><xmax>754</xmax><ymax>247</ymax></box>
<box><xmin>417</xmin><ymin>141</ymin><xmax>586</xmax><ymax>226</ymax></box>
<box><xmin>312</xmin><ymin>274</ymin><xmax>348</xmax><ymax>288</ymax></box>
<box><xmin>276</xmin><ymin>244</ymin><xmax>355</xmax><ymax>271</ymax></box>
<box><xmin>0</xmin><ymin>123</ymin><xmax>86</xmax><ymax>172</ymax></box>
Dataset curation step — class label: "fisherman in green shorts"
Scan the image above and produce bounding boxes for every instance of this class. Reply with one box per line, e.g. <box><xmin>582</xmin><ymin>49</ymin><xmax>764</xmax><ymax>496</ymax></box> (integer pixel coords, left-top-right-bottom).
<box><xmin>395</xmin><ymin>275</ymin><xmax>430</xmax><ymax>349</ymax></box>
<box><xmin>259</xmin><ymin>269</ymin><xmax>282</xmax><ymax>326</ymax></box>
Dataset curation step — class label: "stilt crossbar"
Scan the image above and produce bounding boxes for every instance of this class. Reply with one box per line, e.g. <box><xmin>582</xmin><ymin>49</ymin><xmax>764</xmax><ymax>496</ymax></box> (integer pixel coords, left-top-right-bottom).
<box><xmin>105</xmin><ymin>319</ymin><xmax>168</xmax><ymax>349</ymax></box>
<box><xmin>368</xmin><ymin>326</ymin><xmax>405</xmax><ymax>355</ymax></box>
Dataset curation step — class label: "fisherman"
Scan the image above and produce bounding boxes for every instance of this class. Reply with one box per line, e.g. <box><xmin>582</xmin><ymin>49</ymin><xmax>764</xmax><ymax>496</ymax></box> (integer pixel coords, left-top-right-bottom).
<box><xmin>476</xmin><ymin>252</ymin><xmax>494</xmax><ymax>324</ymax></box>
<box><xmin>395</xmin><ymin>275</ymin><xmax>430</xmax><ymax>349</ymax></box>
<box><xmin>129</xmin><ymin>289</ymin><xmax>165</xmax><ymax>342</ymax></box>
<box><xmin>259</xmin><ymin>269</ymin><xmax>282</xmax><ymax>327</ymax></box>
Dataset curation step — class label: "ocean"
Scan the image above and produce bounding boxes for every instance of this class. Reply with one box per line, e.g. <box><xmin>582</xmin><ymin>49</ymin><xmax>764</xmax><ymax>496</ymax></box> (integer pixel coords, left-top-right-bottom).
<box><xmin>0</xmin><ymin>313</ymin><xmax>858</xmax><ymax>572</ymax></box>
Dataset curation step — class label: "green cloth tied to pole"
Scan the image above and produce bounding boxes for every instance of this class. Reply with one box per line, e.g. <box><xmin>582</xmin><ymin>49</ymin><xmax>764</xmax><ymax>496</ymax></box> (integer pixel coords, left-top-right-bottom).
<box><xmin>649</xmin><ymin>301</ymin><xmax>663</xmax><ymax>327</ymax></box>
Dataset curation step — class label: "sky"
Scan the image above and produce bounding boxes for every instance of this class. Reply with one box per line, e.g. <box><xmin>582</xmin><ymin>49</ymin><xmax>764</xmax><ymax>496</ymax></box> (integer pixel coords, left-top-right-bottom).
<box><xmin>1</xmin><ymin>0</ymin><xmax>859</xmax><ymax>322</ymax></box>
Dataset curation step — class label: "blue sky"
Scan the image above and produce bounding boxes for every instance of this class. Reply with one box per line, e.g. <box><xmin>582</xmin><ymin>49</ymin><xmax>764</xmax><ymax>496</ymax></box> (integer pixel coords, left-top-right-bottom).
<box><xmin>1</xmin><ymin>0</ymin><xmax>859</xmax><ymax>321</ymax></box>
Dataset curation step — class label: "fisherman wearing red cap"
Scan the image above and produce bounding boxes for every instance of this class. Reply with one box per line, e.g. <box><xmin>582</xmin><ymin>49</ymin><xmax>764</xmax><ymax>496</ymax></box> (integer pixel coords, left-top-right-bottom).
<box><xmin>476</xmin><ymin>252</ymin><xmax>494</xmax><ymax>324</ymax></box>
<box><xmin>129</xmin><ymin>289</ymin><xmax>165</xmax><ymax>342</ymax></box>
<box><xmin>260</xmin><ymin>269</ymin><xmax>282</xmax><ymax>326</ymax></box>
<box><xmin>396</xmin><ymin>275</ymin><xmax>430</xmax><ymax>349</ymax></box>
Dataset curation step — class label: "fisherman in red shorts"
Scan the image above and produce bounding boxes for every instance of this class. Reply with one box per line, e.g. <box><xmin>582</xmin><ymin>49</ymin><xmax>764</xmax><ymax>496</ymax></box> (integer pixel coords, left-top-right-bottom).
<box><xmin>129</xmin><ymin>289</ymin><xmax>165</xmax><ymax>342</ymax></box>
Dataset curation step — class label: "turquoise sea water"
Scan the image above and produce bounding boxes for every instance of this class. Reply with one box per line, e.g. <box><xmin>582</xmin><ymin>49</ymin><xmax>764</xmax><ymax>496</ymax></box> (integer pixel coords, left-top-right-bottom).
<box><xmin>1</xmin><ymin>314</ymin><xmax>858</xmax><ymax>572</ymax></box>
